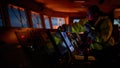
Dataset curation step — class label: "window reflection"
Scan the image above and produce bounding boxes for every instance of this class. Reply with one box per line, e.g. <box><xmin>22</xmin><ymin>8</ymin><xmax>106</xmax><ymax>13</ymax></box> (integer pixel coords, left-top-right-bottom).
<box><xmin>8</xmin><ymin>4</ymin><xmax>28</xmax><ymax>27</ymax></box>
<box><xmin>44</xmin><ymin>15</ymin><xmax>50</xmax><ymax>29</ymax></box>
<box><xmin>51</xmin><ymin>17</ymin><xmax>65</xmax><ymax>29</ymax></box>
<box><xmin>31</xmin><ymin>11</ymin><xmax>43</xmax><ymax>28</ymax></box>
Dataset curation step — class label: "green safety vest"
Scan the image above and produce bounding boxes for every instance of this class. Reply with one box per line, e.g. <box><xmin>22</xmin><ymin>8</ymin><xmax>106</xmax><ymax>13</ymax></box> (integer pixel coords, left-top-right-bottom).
<box><xmin>90</xmin><ymin>16</ymin><xmax>115</xmax><ymax>50</ymax></box>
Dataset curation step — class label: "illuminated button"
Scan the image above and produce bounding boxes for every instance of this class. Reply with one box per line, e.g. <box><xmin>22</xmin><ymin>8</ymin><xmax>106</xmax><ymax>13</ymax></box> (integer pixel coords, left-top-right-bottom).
<box><xmin>20</xmin><ymin>34</ymin><xmax>25</xmax><ymax>39</ymax></box>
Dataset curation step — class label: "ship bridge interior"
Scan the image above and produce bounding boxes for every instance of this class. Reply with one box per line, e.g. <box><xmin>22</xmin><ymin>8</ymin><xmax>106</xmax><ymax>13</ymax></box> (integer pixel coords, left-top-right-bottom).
<box><xmin>0</xmin><ymin>0</ymin><xmax>120</xmax><ymax>68</ymax></box>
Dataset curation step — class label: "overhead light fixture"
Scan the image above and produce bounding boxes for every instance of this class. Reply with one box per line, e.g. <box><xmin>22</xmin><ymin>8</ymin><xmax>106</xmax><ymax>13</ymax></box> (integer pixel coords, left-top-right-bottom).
<box><xmin>114</xmin><ymin>8</ymin><xmax>120</xmax><ymax>11</ymax></box>
<box><xmin>73</xmin><ymin>0</ymin><xmax>86</xmax><ymax>3</ymax></box>
<box><xmin>81</xmin><ymin>5</ymin><xmax>86</xmax><ymax>8</ymax></box>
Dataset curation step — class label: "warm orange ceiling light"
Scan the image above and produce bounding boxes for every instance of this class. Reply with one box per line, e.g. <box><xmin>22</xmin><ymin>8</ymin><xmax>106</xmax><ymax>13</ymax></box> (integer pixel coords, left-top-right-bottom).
<box><xmin>73</xmin><ymin>0</ymin><xmax>86</xmax><ymax>3</ymax></box>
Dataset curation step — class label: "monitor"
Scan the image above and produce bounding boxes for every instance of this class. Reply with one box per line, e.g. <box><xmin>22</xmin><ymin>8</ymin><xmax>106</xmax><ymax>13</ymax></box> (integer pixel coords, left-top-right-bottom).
<box><xmin>47</xmin><ymin>30</ymin><xmax>68</xmax><ymax>55</ymax></box>
<box><xmin>40</xmin><ymin>31</ymin><xmax>56</xmax><ymax>55</ymax></box>
<box><xmin>60</xmin><ymin>32</ymin><xmax>75</xmax><ymax>53</ymax></box>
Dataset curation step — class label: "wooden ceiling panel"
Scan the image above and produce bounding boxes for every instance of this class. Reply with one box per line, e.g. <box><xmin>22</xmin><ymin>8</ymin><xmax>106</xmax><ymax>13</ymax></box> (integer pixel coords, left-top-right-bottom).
<box><xmin>35</xmin><ymin>0</ymin><xmax>120</xmax><ymax>13</ymax></box>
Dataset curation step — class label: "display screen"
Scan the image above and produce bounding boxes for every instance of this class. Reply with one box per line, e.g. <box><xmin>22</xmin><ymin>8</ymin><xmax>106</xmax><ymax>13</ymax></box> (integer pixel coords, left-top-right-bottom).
<box><xmin>61</xmin><ymin>32</ymin><xmax>75</xmax><ymax>52</ymax></box>
<box><xmin>49</xmin><ymin>31</ymin><xmax>68</xmax><ymax>55</ymax></box>
<box><xmin>40</xmin><ymin>31</ymin><xmax>56</xmax><ymax>54</ymax></box>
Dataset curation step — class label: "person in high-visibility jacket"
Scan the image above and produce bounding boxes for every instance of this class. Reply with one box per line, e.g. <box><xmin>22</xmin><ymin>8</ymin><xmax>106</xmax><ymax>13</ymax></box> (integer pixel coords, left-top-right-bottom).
<box><xmin>84</xmin><ymin>5</ymin><xmax>115</xmax><ymax>62</ymax></box>
<box><xmin>71</xmin><ymin>18</ymin><xmax>88</xmax><ymax>34</ymax></box>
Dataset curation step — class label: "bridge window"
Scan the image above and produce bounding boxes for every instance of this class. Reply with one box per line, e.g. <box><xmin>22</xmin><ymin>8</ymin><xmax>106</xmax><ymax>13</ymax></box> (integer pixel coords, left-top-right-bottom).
<box><xmin>114</xmin><ymin>19</ymin><xmax>120</xmax><ymax>27</ymax></box>
<box><xmin>44</xmin><ymin>15</ymin><xmax>50</xmax><ymax>29</ymax></box>
<box><xmin>0</xmin><ymin>3</ymin><xmax>3</xmax><ymax>27</ymax></box>
<box><xmin>8</xmin><ymin>4</ymin><xmax>28</xmax><ymax>27</ymax></box>
<box><xmin>0</xmin><ymin>9</ymin><xmax>3</xmax><ymax>26</ymax></box>
<box><xmin>51</xmin><ymin>17</ymin><xmax>65</xmax><ymax>29</ymax></box>
<box><xmin>31</xmin><ymin>11</ymin><xmax>43</xmax><ymax>28</ymax></box>
<box><xmin>73</xmin><ymin>19</ymin><xmax>80</xmax><ymax>23</ymax></box>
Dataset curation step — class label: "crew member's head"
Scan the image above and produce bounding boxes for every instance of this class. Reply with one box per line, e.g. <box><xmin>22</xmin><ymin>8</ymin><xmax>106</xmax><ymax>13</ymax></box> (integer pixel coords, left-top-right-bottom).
<box><xmin>87</xmin><ymin>5</ymin><xmax>100</xmax><ymax>25</ymax></box>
